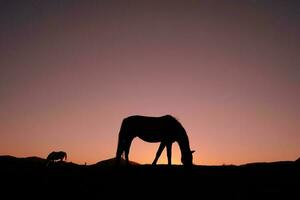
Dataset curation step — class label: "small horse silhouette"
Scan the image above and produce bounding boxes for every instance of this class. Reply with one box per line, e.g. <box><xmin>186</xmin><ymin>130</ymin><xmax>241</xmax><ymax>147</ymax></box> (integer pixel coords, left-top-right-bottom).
<box><xmin>47</xmin><ymin>151</ymin><xmax>67</xmax><ymax>163</ymax></box>
<box><xmin>116</xmin><ymin>115</ymin><xmax>195</xmax><ymax>166</ymax></box>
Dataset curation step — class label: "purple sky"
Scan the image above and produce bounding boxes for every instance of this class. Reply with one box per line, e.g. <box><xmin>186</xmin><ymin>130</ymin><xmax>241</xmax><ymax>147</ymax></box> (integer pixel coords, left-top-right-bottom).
<box><xmin>0</xmin><ymin>0</ymin><xmax>299</xmax><ymax>165</ymax></box>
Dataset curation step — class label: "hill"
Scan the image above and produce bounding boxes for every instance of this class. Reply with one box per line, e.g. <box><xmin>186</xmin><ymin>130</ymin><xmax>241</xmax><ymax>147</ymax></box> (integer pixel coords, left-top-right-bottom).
<box><xmin>0</xmin><ymin>155</ymin><xmax>299</xmax><ymax>199</ymax></box>
<box><xmin>90</xmin><ymin>157</ymin><xmax>140</xmax><ymax>167</ymax></box>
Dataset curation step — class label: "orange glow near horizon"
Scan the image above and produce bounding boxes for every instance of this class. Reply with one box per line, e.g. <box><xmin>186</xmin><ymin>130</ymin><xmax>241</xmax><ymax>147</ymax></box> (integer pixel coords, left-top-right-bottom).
<box><xmin>0</xmin><ymin>1</ymin><xmax>299</xmax><ymax>165</ymax></box>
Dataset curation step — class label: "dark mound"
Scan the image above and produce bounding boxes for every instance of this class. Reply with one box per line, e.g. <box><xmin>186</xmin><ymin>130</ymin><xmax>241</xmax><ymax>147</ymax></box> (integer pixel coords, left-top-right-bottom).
<box><xmin>90</xmin><ymin>157</ymin><xmax>140</xmax><ymax>167</ymax></box>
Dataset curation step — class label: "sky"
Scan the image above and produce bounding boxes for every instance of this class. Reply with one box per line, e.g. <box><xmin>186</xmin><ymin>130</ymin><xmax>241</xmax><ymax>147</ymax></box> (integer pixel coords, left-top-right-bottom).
<box><xmin>0</xmin><ymin>0</ymin><xmax>299</xmax><ymax>165</ymax></box>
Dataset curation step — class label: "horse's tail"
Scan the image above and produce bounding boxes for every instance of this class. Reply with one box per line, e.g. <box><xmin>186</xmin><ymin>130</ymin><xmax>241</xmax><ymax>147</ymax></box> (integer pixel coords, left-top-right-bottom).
<box><xmin>64</xmin><ymin>152</ymin><xmax>67</xmax><ymax>161</ymax></box>
<box><xmin>116</xmin><ymin>119</ymin><xmax>127</xmax><ymax>164</ymax></box>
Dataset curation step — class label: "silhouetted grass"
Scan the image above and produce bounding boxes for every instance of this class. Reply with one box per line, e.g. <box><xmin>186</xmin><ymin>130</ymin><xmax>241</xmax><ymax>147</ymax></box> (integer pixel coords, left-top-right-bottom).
<box><xmin>0</xmin><ymin>156</ymin><xmax>299</xmax><ymax>199</ymax></box>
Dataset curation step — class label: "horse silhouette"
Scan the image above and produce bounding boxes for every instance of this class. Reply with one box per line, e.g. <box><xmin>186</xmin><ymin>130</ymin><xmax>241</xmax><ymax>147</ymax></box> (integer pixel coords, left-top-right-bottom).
<box><xmin>116</xmin><ymin>115</ymin><xmax>194</xmax><ymax>166</ymax></box>
<box><xmin>46</xmin><ymin>151</ymin><xmax>67</xmax><ymax>163</ymax></box>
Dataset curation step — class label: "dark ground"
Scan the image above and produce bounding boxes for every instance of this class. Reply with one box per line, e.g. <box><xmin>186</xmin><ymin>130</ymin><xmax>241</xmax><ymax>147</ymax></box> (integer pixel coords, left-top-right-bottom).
<box><xmin>0</xmin><ymin>156</ymin><xmax>299</xmax><ymax>199</ymax></box>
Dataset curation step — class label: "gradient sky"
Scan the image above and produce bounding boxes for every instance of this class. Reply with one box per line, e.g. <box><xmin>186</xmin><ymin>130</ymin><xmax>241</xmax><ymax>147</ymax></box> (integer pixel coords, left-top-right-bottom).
<box><xmin>1</xmin><ymin>0</ymin><xmax>299</xmax><ymax>165</ymax></box>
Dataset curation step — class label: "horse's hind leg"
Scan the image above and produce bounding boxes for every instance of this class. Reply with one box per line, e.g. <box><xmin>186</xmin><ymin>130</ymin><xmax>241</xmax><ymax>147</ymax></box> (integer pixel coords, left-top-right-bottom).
<box><xmin>152</xmin><ymin>142</ymin><xmax>166</xmax><ymax>165</ymax></box>
<box><xmin>124</xmin><ymin>139</ymin><xmax>132</xmax><ymax>165</ymax></box>
<box><xmin>116</xmin><ymin>141</ymin><xmax>124</xmax><ymax>165</ymax></box>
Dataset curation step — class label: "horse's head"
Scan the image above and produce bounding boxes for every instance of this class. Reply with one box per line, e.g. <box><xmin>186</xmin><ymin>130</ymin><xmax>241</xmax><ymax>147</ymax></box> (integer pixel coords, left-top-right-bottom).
<box><xmin>181</xmin><ymin>150</ymin><xmax>195</xmax><ymax>166</ymax></box>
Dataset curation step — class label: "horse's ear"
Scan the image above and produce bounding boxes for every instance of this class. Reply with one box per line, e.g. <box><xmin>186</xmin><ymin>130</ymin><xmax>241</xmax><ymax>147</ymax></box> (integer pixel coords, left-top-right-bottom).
<box><xmin>191</xmin><ymin>150</ymin><xmax>195</xmax><ymax>154</ymax></box>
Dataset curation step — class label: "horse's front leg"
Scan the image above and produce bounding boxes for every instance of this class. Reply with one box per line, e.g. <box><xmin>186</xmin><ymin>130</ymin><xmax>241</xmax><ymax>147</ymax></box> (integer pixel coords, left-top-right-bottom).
<box><xmin>124</xmin><ymin>139</ymin><xmax>133</xmax><ymax>165</ymax></box>
<box><xmin>152</xmin><ymin>142</ymin><xmax>166</xmax><ymax>165</ymax></box>
<box><xmin>166</xmin><ymin>143</ymin><xmax>172</xmax><ymax>165</ymax></box>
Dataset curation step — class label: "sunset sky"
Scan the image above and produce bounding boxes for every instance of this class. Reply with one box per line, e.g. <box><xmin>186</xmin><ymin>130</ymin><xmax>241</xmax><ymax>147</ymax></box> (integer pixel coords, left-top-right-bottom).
<box><xmin>0</xmin><ymin>0</ymin><xmax>299</xmax><ymax>165</ymax></box>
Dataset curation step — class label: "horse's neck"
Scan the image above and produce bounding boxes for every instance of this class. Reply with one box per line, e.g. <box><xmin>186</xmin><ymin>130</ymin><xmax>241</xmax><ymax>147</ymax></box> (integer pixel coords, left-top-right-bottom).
<box><xmin>177</xmin><ymin>134</ymin><xmax>191</xmax><ymax>154</ymax></box>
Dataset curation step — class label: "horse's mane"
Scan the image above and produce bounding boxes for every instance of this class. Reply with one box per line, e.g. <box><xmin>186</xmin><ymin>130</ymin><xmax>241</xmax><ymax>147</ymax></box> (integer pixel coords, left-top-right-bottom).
<box><xmin>164</xmin><ymin>115</ymin><xmax>185</xmax><ymax>129</ymax></box>
<box><xmin>164</xmin><ymin>114</ymin><xmax>179</xmax><ymax>122</ymax></box>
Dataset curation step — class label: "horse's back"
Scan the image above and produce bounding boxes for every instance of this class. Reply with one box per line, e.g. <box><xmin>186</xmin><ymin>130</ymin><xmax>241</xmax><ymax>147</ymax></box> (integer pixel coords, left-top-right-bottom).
<box><xmin>124</xmin><ymin>115</ymin><xmax>176</xmax><ymax>124</ymax></box>
<box><xmin>121</xmin><ymin>115</ymin><xmax>183</xmax><ymax>142</ymax></box>
<box><xmin>123</xmin><ymin>115</ymin><xmax>177</xmax><ymax>129</ymax></box>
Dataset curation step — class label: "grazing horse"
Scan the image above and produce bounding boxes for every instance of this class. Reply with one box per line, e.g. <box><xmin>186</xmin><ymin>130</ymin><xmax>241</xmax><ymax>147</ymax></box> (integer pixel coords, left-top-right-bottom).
<box><xmin>47</xmin><ymin>151</ymin><xmax>67</xmax><ymax>163</ymax></box>
<box><xmin>116</xmin><ymin>115</ymin><xmax>195</xmax><ymax>166</ymax></box>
